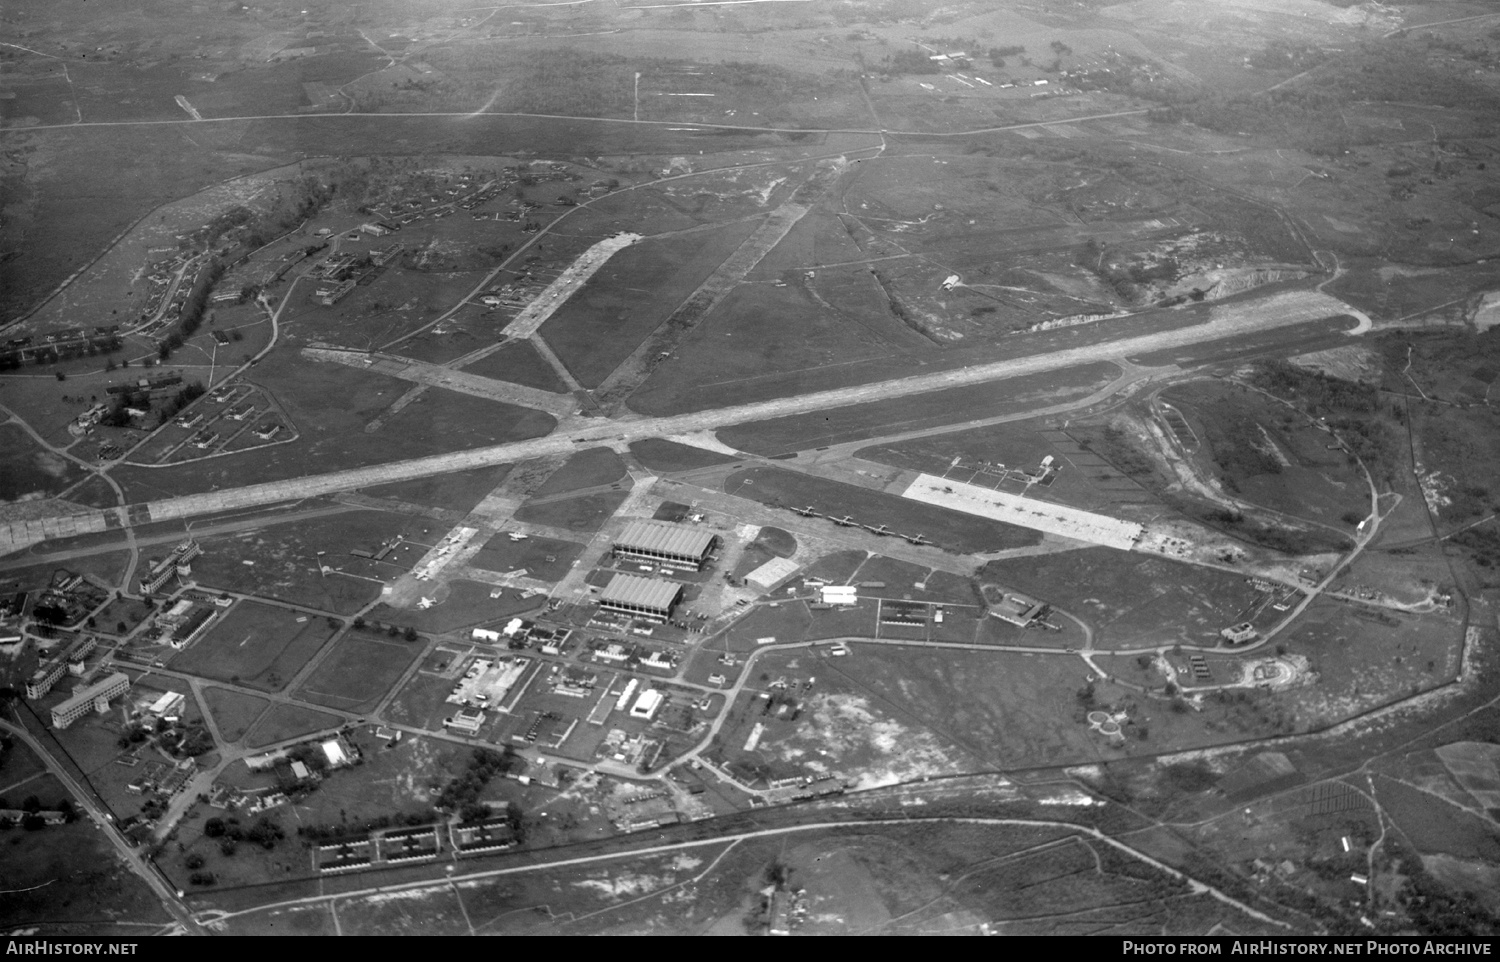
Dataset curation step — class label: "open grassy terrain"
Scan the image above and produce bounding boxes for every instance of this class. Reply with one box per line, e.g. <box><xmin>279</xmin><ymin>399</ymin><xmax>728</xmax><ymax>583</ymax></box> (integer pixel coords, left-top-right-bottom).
<box><xmin>529</xmin><ymin>448</ymin><xmax>627</xmax><ymax>499</ymax></box>
<box><xmin>718</xmin><ymin>361</ymin><xmax>1119</xmax><ymax>455</ymax></box>
<box><xmin>470</xmin><ymin>533</ymin><xmax>584</xmax><ymax>583</ymax></box>
<box><xmin>0</xmin><ymin>806</ymin><xmax>171</xmax><ymax>932</ymax></box>
<box><xmin>370</xmin><ymin>579</ymin><xmax>539</xmax><ymax>634</ymax></box>
<box><xmin>513</xmin><ymin>490</ymin><xmax>629</xmax><ymax>534</ymax></box>
<box><xmin>171</xmin><ymin>601</ymin><xmax>338</xmax><ymax>691</ymax></box>
<box><xmin>722</xmin><ymin>465</ymin><xmax>1040</xmax><ymax>554</ymax></box>
<box><xmin>978</xmin><ymin>548</ymin><xmax>1264</xmax><ymax>649</ymax></box>
<box><xmin>109</xmin><ymin>354</ymin><xmax>554</xmax><ymax>499</ymax></box>
<box><xmin>0</xmin><ymin>425</ymin><xmax>90</xmax><ymax>502</ymax></box>
<box><xmin>202</xmin><ymin>687</ymin><xmax>272</xmax><ymax>743</ymax></box>
<box><xmin>629</xmin><ymin>438</ymin><xmax>739</xmax><ymax>473</ymax></box>
<box><xmin>458</xmin><ymin>340</ymin><xmax>571</xmax><ymax>394</ymax></box>
<box><xmin>541</xmin><ymin>221</ymin><xmax>762</xmax><ymax>388</ymax></box>
<box><xmin>360</xmin><ymin>463</ymin><xmax>513</xmax><ymax>515</ymax></box>
<box><xmin>296</xmin><ymin>632</ymin><xmax>423</xmax><ymax>714</ymax></box>
<box><xmin>243</xmin><ymin>703</ymin><xmax>346</xmax><ymax>748</ymax></box>
<box><xmin>185</xmin><ymin>508</ymin><xmax>405</xmax><ymax>614</ymax></box>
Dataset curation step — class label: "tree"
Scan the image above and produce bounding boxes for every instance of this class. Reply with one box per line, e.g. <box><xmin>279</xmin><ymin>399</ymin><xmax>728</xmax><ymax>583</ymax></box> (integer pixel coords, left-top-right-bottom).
<box><xmin>403</xmin><ymin>626</ymin><xmax>418</xmax><ymax>643</ymax></box>
<box><xmin>21</xmin><ymin>795</ymin><xmax>41</xmax><ymax>814</ymax></box>
<box><xmin>184</xmin><ymin>853</ymin><xmax>205</xmax><ymax>870</ymax></box>
<box><xmin>203</xmin><ymin>817</ymin><xmax>227</xmax><ymax>838</ymax></box>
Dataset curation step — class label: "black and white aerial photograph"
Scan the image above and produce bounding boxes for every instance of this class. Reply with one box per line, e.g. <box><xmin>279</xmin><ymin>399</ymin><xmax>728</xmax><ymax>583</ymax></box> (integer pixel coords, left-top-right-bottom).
<box><xmin>2</xmin><ymin>0</ymin><xmax>1500</xmax><ymax>942</ymax></box>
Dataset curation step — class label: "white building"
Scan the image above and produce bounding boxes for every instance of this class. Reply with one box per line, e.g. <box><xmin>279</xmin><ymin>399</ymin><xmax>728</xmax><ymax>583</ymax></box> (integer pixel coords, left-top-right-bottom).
<box><xmin>630</xmin><ymin>689</ymin><xmax>664</xmax><ymax>721</ymax></box>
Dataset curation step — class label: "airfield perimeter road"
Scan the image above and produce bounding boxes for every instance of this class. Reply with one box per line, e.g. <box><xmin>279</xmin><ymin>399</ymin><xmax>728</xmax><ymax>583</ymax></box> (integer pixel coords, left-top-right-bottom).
<box><xmin>0</xmin><ymin>289</ymin><xmax>1362</xmax><ymax>552</ymax></box>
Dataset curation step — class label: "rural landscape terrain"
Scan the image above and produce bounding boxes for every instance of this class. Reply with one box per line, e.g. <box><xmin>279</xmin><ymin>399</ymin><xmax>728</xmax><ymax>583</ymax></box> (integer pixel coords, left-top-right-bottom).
<box><xmin>4</xmin><ymin>0</ymin><xmax>1500</xmax><ymax>939</ymax></box>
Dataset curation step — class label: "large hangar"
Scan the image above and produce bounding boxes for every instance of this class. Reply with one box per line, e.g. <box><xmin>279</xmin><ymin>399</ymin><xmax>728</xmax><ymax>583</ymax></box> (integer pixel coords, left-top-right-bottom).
<box><xmin>599</xmin><ymin>573</ymin><xmax>683</xmax><ymax>622</ymax></box>
<box><xmin>612</xmin><ymin>520</ymin><xmax>716</xmax><ymax>571</ymax></box>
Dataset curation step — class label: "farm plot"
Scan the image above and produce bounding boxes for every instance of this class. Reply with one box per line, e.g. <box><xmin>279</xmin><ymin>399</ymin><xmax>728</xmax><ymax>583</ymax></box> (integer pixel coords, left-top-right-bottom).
<box><xmin>722</xmin><ymin>466</ymin><xmax>1040</xmax><ymax>554</ymax></box>
<box><xmin>170</xmin><ymin>601</ymin><xmax>339</xmax><ymax>691</ymax></box>
<box><xmin>296</xmin><ymin>633</ymin><xmax>424</xmax><ymax>715</ymax></box>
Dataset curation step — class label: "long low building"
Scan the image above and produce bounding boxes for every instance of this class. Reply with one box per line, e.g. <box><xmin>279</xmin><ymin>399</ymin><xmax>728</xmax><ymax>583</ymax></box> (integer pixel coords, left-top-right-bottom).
<box><xmin>599</xmin><ymin>573</ymin><xmax>683</xmax><ymax>622</ymax></box>
<box><xmin>902</xmin><ymin>474</ymin><xmax>1143</xmax><ymax>551</ymax></box>
<box><xmin>613</xmin><ymin>519</ymin><xmax>716</xmax><ymax>571</ymax></box>
<box><xmin>52</xmin><ymin>671</ymin><xmax>130</xmax><ymax>729</ymax></box>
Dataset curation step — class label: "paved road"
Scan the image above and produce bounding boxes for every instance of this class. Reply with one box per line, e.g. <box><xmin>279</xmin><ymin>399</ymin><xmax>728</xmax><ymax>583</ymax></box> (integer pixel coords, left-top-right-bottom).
<box><xmin>0</xmin><ymin>714</ymin><xmax>203</xmax><ymax>935</ymax></box>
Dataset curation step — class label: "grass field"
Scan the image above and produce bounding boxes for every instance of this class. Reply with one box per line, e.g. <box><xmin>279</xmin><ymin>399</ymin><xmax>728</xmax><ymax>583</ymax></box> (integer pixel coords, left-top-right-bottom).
<box><xmin>530</xmin><ymin>448</ymin><xmax>627</xmax><ymax>499</ymax></box>
<box><xmin>513</xmin><ymin>490</ymin><xmax>629</xmax><ymax>534</ymax></box>
<box><xmin>0</xmin><ymin>809</ymin><xmax>171</xmax><ymax>931</ymax></box>
<box><xmin>171</xmin><ymin>602</ymin><xmax>339</xmax><ymax>691</ymax></box>
<box><xmin>296</xmin><ymin>632</ymin><xmax>423</xmax><ymax>714</ymax></box>
<box><xmin>361</xmin><ymin>464</ymin><xmax>513</xmax><ymax>514</ymax></box>
<box><xmin>185</xmin><ymin>509</ymin><xmax>406</xmax><ymax>614</ymax></box>
<box><xmin>370</xmin><ymin>579</ymin><xmax>540</xmax><ymax>634</ymax></box>
<box><xmin>1161</xmin><ymin>380</ymin><xmax>1370</xmax><ymax>527</ymax></box>
<box><xmin>109</xmin><ymin>355</ymin><xmax>554</xmax><ymax>499</ymax></box>
<box><xmin>723</xmin><ymin>466</ymin><xmax>1040</xmax><ymax>554</ymax></box>
<box><xmin>541</xmin><ymin>220</ymin><xmax>762</xmax><ymax>388</ymax></box>
<box><xmin>629</xmin><ymin>438</ymin><xmax>739</xmax><ymax>473</ymax></box>
<box><xmin>718</xmin><ymin>362</ymin><xmax>1120</xmax><ymax>455</ymax></box>
<box><xmin>469</xmin><ymin>533</ymin><xmax>584</xmax><ymax>583</ymax></box>
<box><xmin>459</xmin><ymin>341</ymin><xmax>570</xmax><ymax>394</ymax></box>
<box><xmin>202</xmin><ymin>687</ymin><xmax>272</xmax><ymax>743</ymax></box>
<box><xmin>978</xmin><ymin>547</ymin><xmax>1265</xmax><ymax>649</ymax></box>
<box><xmin>0</xmin><ymin>424</ymin><xmax>89</xmax><ymax>502</ymax></box>
<box><xmin>243</xmin><ymin>703</ymin><xmax>346</xmax><ymax>749</ymax></box>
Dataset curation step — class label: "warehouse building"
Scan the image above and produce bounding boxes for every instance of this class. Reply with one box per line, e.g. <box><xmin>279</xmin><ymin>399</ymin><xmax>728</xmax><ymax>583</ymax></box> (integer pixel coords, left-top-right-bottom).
<box><xmin>599</xmin><ymin>573</ymin><xmax>683</xmax><ymax>622</ymax></box>
<box><xmin>612</xmin><ymin>520</ymin><xmax>716</xmax><ymax>571</ymax></box>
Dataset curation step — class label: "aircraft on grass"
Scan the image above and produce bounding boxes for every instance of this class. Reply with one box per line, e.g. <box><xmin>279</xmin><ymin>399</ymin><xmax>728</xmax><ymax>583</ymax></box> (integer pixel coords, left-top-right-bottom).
<box><xmin>831</xmin><ymin>515</ymin><xmax>858</xmax><ymax>527</ymax></box>
<box><xmin>903</xmin><ymin>533</ymin><xmax>930</xmax><ymax>545</ymax></box>
<box><xmin>791</xmin><ymin>505</ymin><xmax>819</xmax><ymax>517</ymax></box>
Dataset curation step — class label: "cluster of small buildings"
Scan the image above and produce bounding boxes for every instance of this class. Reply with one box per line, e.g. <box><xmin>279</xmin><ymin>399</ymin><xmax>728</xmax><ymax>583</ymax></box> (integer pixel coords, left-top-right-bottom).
<box><xmin>473</xmin><ymin>619</ymin><xmax>572</xmax><ymax>653</ymax></box>
<box><xmin>136</xmin><ymin>252</ymin><xmax>213</xmax><ymax>339</ymax></box>
<box><xmin>25</xmin><ymin>569</ymin><xmax>109</xmax><ymax>629</ymax></box>
<box><xmin>5</xmin><ymin>324</ymin><xmax>123</xmax><ymax>368</ymax></box>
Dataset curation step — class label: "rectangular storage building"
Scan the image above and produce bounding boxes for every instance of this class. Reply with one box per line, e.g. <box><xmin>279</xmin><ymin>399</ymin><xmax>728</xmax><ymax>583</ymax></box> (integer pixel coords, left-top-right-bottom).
<box><xmin>599</xmin><ymin>574</ymin><xmax>683</xmax><ymax>622</ymax></box>
<box><xmin>612</xmin><ymin>520</ymin><xmax>716</xmax><ymax>570</ymax></box>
